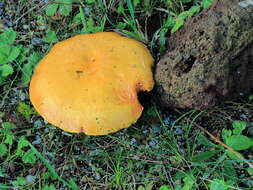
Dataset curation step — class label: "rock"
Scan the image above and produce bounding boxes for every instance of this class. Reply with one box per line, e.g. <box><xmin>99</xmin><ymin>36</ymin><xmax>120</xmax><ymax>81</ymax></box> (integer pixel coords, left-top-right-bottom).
<box><xmin>155</xmin><ymin>0</ymin><xmax>253</xmax><ymax>109</ymax></box>
<box><xmin>25</xmin><ymin>175</ymin><xmax>36</xmax><ymax>183</ymax></box>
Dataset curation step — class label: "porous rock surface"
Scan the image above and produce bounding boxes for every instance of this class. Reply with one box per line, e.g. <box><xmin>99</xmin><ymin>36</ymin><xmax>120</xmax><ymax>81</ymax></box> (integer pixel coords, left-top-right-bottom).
<box><xmin>155</xmin><ymin>0</ymin><xmax>253</xmax><ymax>109</ymax></box>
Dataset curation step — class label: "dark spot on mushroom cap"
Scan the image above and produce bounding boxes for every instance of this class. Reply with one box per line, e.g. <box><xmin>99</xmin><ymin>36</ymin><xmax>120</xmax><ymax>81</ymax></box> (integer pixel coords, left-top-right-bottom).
<box><xmin>76</xmin><ymin>70</ymin><xmax>83</xmax><ymax>74</ymax></box>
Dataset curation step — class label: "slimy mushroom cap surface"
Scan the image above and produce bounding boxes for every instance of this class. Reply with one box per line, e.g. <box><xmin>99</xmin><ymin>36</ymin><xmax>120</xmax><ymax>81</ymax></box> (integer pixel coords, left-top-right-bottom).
<box><xmin>29</xmin><ymin>32</ymin><xmax>154</xmax><ymax>135</ymax></box>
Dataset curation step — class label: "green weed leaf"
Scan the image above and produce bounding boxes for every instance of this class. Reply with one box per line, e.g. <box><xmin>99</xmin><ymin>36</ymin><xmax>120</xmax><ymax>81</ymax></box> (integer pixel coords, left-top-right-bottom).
<box><xmin>144</xmin><ymin>184</ymin><xmax>153</xmax><ymax>190</ymax></box>
<box><xmin>137</xmin><ymin>186</ymin><xmax>145</xmax><ymax>190</ymax></box>
<box><xmin>182</xmin><ymin>174</ymin><xmax>195</xmax><ymax>190</ymax></box>
<box><xmin>12</xmin><ymin>176</ymin><xmax>26</xmax><ymax>186</ymax></box>
<box><xmin>59</xmin><ymin>0</ymin><xmax>72</xmax><ymax>16</ymax></box>
<box><xmin>146</xmin><ymin>106</ymin><xmax>157</xmax><ymax>117</ymax></box>
<box><xmin>159</xmin><ymin>17</ymin><xmax>175</xmax><ymax>52</ymax></box>
<box><xmin>22</xmin><ymin>149</ymin><xmax>37</xmax><ymax>164</ymax></box>
<box><xmin>46</xmin><ymin>0</ymin><xmax>72</xmax><ymax>17</ymax></box>
<box><xmin>159</xmin><ymin>185</ymin><xmax>172</xmax><ymax>190</ymax></box>
<box><xmin>73</xmin><ymin>12</ymin><xmax>82</xmax><ymax>24</ymax></box>
<box><xmin>17</xmin><ymin>136</ymin><xmax>29</xmax><ymax>150</ymax></box>
<box><xmin>44</xmin><ymin>30</ymin><xmax>58</xmax><ymax>43</ymax></box>
<box><xmin>16</xmin><ymin>46</ymin><xmax>29</xmax><ymax>64</ymax></box>
<box><xmin>0</xmin><ymin>28</ymin><xmax>16</xmax><ymax>45</ymax></box>
<box><xmin>191</xmin><ymin>150</ymin><xmax>220</xmax><ymax>162</ymax></box>
<box><xmin>46</xmin><ymin>3</ymin><xmax>59</xmax><ymax>16</ymax></box>
<box><xmin>7</xmin><ymin>46</ymin><xmax>20</xmax><ymax>62</ymax></box>
<box><xmin>67</xmin><ymin>178</ymin><xmax>79</xmax><ymax>190</ymax></box>
<box><xmin>222</xmin><ymin>129</ymin><xmax>232</xmax><ymax>142</ymax></box>
<box><xmin>202</xmin><ymin>0</ymin><xmax>213</xmax><ymax>8</ymax></box>
<box><xmin>0</xmin><ymin>144</ymin><xmax>8</xmax><ymax>157</ymax></box>
<box><xmin>210</xmin><ymin>179</ymin><xmax>228</xmax><ymax>190</ymax></box>
<box><xmin>171</xmin><ymin>19</ymin><xmax>184</xmax><ymax>33</ymax></box>
<box><xmin>171</xmin><ymin>5</ymin><xmax>200</xmax><ymax>34</ymax></box>
<box><xmin>42</xmin><ymin>171</ymin><xmax>56</xmax><ymax>180</ymax></box>
<box><xmin>85</xmin><ymin>0</ymin><xmax>95</xmax><ymax>3</ymax></box>
<box><xmin>133</xmin><ymin>0</ymin><xmax>141</xmax><ymax>6</ymax></box>
<box><xmin>117</xmin><ymin>2</ymin><xmax>125</xmax><ymax>14</ymax></box>
<box><xmin>232</xmin><ymin>121</ymin><xmax>246</xmax><ymax>135</ymax></box>
<box><xmin>196</xmin><ymin>134</ymin><xmax>217</xmax><ymax>147</ymax></box>
<box><xmin>21</xmin><ymin>64</ymin><xmax>34</xmax><ymax>85</ymax></box>
<box><xmin>1</xmin><ymin>122</ymin><xmax>16</xmax><ymax>135</ymax></box>
<box><xmin>116</xmin><ymin>22</ymin><xmax>127</xmax><ymax>30</ymax></box>
<box><xmin>0</xmin><ymin>64</ymin><xmax>13</xmax><ymax>77</ymax></box>
<box><xmin>4</xmin><ymin>134</ymin><xmax>13</xmax><ymax>145</ymax></box>
<box><xmin>0</xmin><ymin>45</ymin><xmax>21</xmax><ymax>65</ymax></box>
<box><xmin>178</xmin><ymin>11</ymin><xmax>190</xmax><ymax>20</ymax></box>
<box><xmin>17</xmin><ymin>102</ymin><xmax>36</xmax><ymax>120</ymax></box>
<box><xmin>42</xmin><ymin>185</ymin><xmax>56</xmax><ymax>190</ymax></box>
<box><xmin>21</xmin><ymin>52</ymin><xmax>42</xmax><ymax>85</ymax></box>
<box><xmin>247</xmin><ymin>168</ymin><xmax>253</xmax><ymax>176</ymax></box>
<box><xmin>188</xmin><ymin>6</ymin><xmax>200</xmax><ymax>17</ymax></box>
<box><xmin>225</xmin><ymin>149</ymin><xmax>243</xmax><ymax>160</ymax></box>
<box><xmin>16</xmin><ymin>149</ymin><xmax>24</xmax><ymax>156</ymax></box>
<box><xmin>226</xmin><ymin>135</ymin><xmax>253</xmax><ymax>150</ymax></box>
<box><xmin>223</xmin><ymin>161</ymin><xmax>236</xmax><ymax>178</ymax></box>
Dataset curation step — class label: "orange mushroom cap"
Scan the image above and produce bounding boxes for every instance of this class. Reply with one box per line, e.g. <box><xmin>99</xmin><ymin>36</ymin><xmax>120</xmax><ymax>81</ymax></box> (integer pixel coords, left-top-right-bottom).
<box><xmin>29</xmin><ymin>32</ymin><xmax>154</xmax><ymax>135</ymax></box>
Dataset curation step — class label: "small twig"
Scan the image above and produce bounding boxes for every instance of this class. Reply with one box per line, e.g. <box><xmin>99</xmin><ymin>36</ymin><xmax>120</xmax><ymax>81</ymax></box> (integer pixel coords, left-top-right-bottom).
<box><xmin>175</xmin><ymin>109</ymin><xmax>253</xmax><ymax>169</ymax></box>
<box><xmin>195</xmin><ymin>123</ymin><xmax>253</xmax><ymax>169</ymax></box>
<box><xmin>14</xmin><ymin>6</ymin><xmax>40</xmax><ymax>26</ymax></box>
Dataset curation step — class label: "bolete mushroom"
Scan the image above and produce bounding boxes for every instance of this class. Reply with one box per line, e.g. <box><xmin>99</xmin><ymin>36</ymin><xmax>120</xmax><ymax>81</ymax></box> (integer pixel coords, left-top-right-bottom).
<box><xmin>29</xmin><ymin>32</ymin><xmax>154</xmax><ymax>135</ymax></box>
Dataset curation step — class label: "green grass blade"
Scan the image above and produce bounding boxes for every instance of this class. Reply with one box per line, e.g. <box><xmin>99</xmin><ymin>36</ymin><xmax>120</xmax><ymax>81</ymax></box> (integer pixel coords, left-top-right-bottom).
<box><xmin>28</xmin><ymin>142</ymin><xmax>80</xmax><ymax>190</ymax></box>
<box><xmin>126</xmin><ymin>0</ymin><xmax>135</xmax><ymax>20</ymax></box>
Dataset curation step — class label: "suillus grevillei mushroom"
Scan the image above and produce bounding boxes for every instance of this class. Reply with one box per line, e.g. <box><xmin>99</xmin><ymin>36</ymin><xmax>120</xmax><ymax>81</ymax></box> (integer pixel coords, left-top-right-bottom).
<box><xmin>29</xmin><ymin>32</ymin><xmax>154</xmax><ymax>135</ymax></box>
